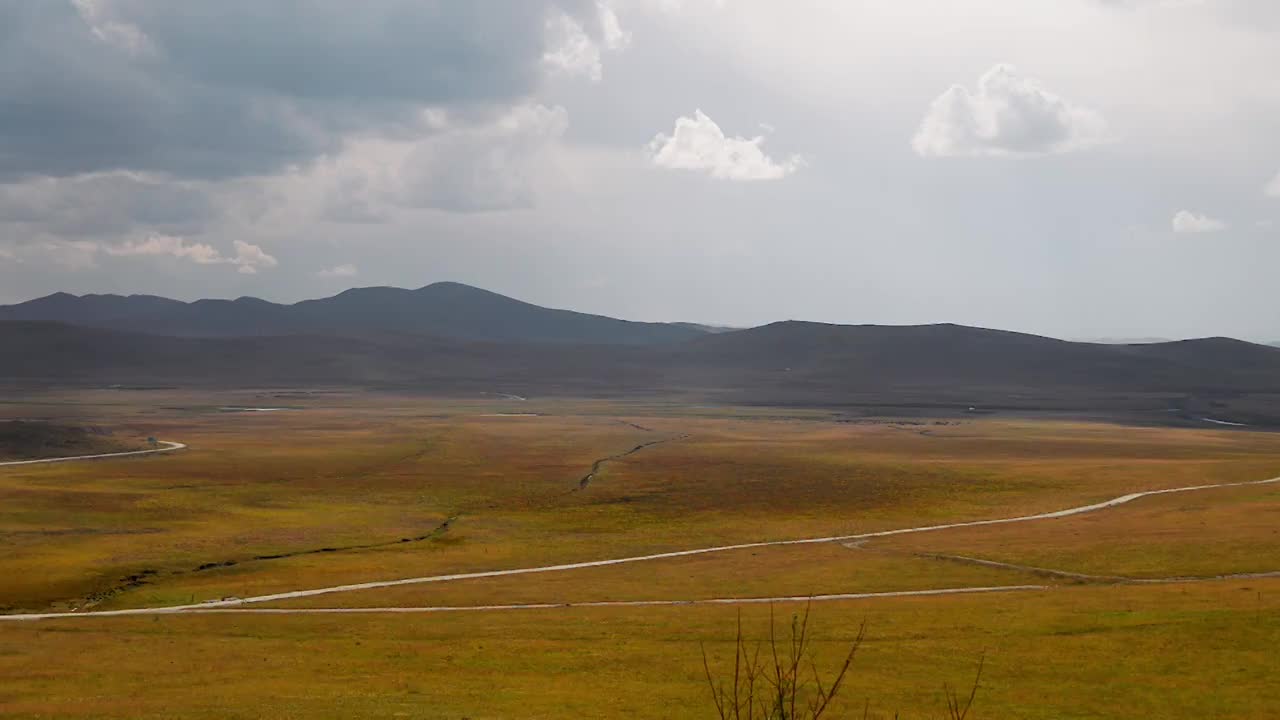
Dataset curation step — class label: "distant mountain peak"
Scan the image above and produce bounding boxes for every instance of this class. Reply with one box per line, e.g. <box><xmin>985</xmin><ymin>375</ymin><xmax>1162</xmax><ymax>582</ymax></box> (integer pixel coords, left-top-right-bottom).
<box><xmin>418</xmin><ymin>280</ymin><xmax>476</xmax><ymax>290</ymax></box>
<box><xmin>414</xmin><ymin>281</ymin><xmax>511</xmax><ymax>299</ymax></box>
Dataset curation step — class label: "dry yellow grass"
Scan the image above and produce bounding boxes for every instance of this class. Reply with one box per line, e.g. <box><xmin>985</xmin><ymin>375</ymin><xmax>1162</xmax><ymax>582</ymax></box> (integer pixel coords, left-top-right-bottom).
<box><xmin>1</xmin><ymin>579</ymin><xmax>1277</xmax><ymax>719</ymax></box>
<box><xmin>878</xmin><ymin>481</ymin><xmax>1280</xmax><ymax>578</ymax></box>
<box><xmin>3</xmin><ymin>388</ymin><xmax>1280</xmax><ymax>718</ymax></box>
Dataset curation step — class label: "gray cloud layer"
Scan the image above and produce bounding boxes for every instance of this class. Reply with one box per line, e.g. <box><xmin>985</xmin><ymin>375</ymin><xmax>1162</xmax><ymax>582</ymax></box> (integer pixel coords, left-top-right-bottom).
<box><xmin>0</xmin><ymin>0</ymin><xmax>601</xmax><ymax>180</ymax></box>
<box><xmin>1</xmin><ymin>0</ymin><xmax>1278</xmax><ymax>342</ymax></box>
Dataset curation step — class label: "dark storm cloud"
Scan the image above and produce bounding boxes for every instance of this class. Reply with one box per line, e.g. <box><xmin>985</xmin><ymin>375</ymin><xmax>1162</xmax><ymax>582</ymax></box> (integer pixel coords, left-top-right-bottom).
<box><xmin>116</xmin><ymin>2</ymin><xmax>575</xmax><ymax>102</ymax></box>
<box><xmin>0</xmin><ymin>0</ymin><xmax>598</xmax><ymax>180</ymax></box>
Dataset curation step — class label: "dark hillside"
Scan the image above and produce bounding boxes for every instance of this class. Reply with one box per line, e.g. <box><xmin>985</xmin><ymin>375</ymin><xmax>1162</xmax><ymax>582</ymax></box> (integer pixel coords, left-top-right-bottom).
<box><xmin>0</xmin><ymin>283</ymin><xmax>708</xmax><ymax>345</ymax></box>
<box><xmin>5</xmin><ymin>320</ymin><xmax>1280</xmax><ymax>425</ymax></box>
<box><xmin>0</xmin><ymin>421</ymin><xmax>141</xmax><ymax>461</ymax></box>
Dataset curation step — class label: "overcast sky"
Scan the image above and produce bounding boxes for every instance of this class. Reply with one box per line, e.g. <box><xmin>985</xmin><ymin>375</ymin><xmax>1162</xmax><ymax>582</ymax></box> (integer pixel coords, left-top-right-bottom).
<box><xmin>1</xmin><ymin>0</ymin><xmax>1278</xmax><ymax>341</ymax></box>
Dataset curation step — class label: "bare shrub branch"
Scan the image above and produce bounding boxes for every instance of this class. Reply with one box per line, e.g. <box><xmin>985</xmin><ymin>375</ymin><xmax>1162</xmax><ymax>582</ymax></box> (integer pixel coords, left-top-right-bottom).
<box><xmin>700</xmin><ymin>602</ymin><xmax>866</xmax><ymax>720</ymax></box>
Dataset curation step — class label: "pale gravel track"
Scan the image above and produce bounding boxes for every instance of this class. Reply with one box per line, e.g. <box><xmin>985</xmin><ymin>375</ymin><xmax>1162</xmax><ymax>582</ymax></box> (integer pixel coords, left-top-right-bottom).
<box><xmin>3</xmin><ymin>472</ymin><xmax>1277</xmax><ymax>622</ymax></box>
<box><xmin>2</xmin><ymin>586</ymin><xmax>1050</xmax><ymax>621</ymax></box>
<box><xmin>0</xmin><ymin>441</ymin><xmax>186</xmax><ymax>468</ymax></box>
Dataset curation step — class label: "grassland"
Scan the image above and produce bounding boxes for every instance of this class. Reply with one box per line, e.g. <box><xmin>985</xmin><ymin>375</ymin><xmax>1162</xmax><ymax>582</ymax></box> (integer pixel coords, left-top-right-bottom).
<box><xmin>0</xmin><ymin>420</ymin><xmax>143</xmax><ymax>462</ymax></box>
<box><xmin>2</xmin><ymin>388</ymin><xmax>1279</xmax><ymax>718</ymax></box>
<box><xmin>2</xmin><ymin>581</ymin><xmax>1277</xmax><ymax>719</ymax></box>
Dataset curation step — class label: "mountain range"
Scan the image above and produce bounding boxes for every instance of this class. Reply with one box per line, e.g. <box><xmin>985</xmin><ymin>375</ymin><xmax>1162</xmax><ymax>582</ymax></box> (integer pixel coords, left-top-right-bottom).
<box><xmin>0</xmin><ymin>282</ymin><xmax>705</xmax><ymax>345</ymax></box>
<box><xmin>4</xmin><ymin>283</ymin><xmax>1280</xmax><ymax>425</ymax></box>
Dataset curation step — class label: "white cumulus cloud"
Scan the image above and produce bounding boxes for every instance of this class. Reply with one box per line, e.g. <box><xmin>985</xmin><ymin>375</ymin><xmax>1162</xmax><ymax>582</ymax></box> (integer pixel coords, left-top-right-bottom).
<box><xmin>913</xmin><ymin>64</ymin><xmax>1107</xmax><ymax>158</ymax></box>
<box><xmin>105</xmin><ymin>234</ymin><xmax>277</xmax><ymax>273</ymax></box>
<box><xmin>1172</xmin><ymin>210</ymin><xmax>1228</xmax><ymax>233</ymax></box>
<box><xmin>648</xmin><ymin>110</ymin><xmax>803</xmax><ymax>181</ymax></box>
<box><xmin>230</xmin><ymin>240</ymin><xmax>278</xmax><ymax>274</ymax></box>
<box><xmin>106</xmin><ymin>234</ymin><xmax>225</xmax><ymax>264</ymax></box>
<box><xmin>317</xmin><ymin>263</ymin><xmax>358</xmax><ymax>278</ymax></box>
<box><xmin>543</xmin><ymin>2</ymin><xmax>631</xmax><ymax>82</ymax></box>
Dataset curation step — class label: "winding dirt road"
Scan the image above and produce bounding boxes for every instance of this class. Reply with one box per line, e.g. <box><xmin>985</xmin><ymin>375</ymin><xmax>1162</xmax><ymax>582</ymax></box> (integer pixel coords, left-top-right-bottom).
<box><xmin>3</xmin><ymin>469</ymin><xmax>1277</xmax><ymax>621</ymax></box>
<box><xmin>0</xmin><ymin>441</ymin><xmax>186</xmax><ymax>468</ymax></box>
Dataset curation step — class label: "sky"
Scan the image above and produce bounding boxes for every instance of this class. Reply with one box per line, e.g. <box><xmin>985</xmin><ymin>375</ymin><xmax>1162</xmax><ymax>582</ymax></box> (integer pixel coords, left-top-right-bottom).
<box><xmin>1</xmin><ymin>0</ymin><xmax>1278</xmax><ymax>341</ymax></box>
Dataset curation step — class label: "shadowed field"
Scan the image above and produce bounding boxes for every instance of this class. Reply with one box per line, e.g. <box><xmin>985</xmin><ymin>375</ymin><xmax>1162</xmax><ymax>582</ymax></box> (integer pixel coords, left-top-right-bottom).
<box><xmin>2</xmin><ymin>388</ymin><xmax>1279</xmax><ymax>718</ymax></box>
<box><xmin>0</xmin><ymin>420</ymin><xmax>143</xmax><ymax>462</ymax></box>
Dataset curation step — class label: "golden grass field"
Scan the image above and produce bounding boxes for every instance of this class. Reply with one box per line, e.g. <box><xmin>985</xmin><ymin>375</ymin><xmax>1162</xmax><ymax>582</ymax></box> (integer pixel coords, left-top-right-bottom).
<box><xmin>2</xmin><ymin>388</ymin><xmax>1279</xmax><ymax>718</ymax></box>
